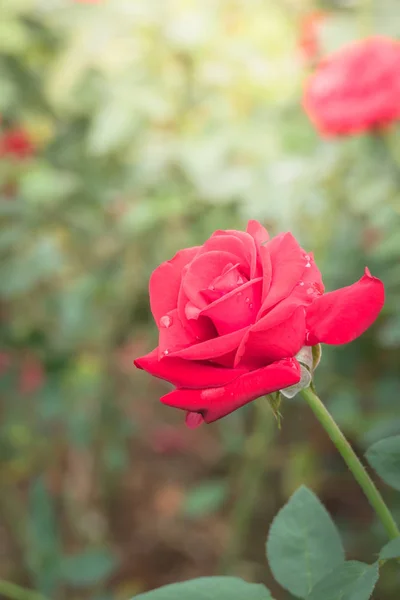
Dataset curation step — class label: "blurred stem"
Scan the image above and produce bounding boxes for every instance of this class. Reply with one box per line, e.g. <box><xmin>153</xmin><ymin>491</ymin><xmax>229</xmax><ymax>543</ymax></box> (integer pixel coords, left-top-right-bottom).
<box><xmin>358</xmin><ymin>0</ymin><xmax>374</xmax><ymax>36</ymax></box>
<box><xmin>0</xmin><ymin>580</ymin><xmax>48</xmax><ymax>600</ymax></box>
<box><xmin>301</xmin><ymin>386</ymin><xmax>400</xmax><ymax>540</ymax></box>
<box><xmin>220</xmin><ymin>399</ymin><xmax>275</xmax><ymax>573</ymax></box>
<box><xmin>380</xmin><ymin>128</ymin><xmax>400</xmax><ymax>174</ymax></box>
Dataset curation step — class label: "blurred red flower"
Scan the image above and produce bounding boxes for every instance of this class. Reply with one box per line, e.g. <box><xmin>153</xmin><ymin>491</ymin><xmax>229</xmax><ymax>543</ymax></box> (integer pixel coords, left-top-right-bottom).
<box><xmin>19</xmin><ymin>357</ymin><xmax>45</xmax><ymax>395</ymax></box>
<box><xmin>303</xmin><ymin>36</ymin><xmax>400</xmax><ymax>135</ymax></box>
<box><xmin>0</xmin><ymin>127</ymin><xmax>35</xmax><ymax>159</ymax></box>
<box><xmin>298</xmin><ymin>12</ymin><xmax>326</xmax><ymax>62</ymax></box>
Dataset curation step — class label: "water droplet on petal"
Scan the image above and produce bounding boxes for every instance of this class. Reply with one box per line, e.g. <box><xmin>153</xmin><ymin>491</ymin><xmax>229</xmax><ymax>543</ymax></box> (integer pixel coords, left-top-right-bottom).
<box><xmin>163</xmin><ymin>349</ymin><xmax>169</xmax><ymax>356</ymax></box>
<box><xmin>245</xmin><ymin>297</ymin><xmax>250</xmax><ymax>303</ymax></box>
<box><xmin>249</xmin><ymin>303</ymin><xmax>253</xmax><ymax>309</ymax></box>
<box><xmin>306</xmin><ymin>287</ymin><xmax>314</xmax><ymax>295</ymax></box>
<box><xmin>305</xmin><ymin>262</ymin><xmax>311</xmax><ymax>268</ymax></box>
<box><xmin>298</xmin><ymin>281</ymin><xmax>305</xmax><ymax>286</ymax></box>
<box><xmin>237</xmin><ymin>291</ymin><xmax>242</xmax><ymax>297</ymax></box>
<box><xmin>304</xmin><ymin>254</ymin><xmax>311</xmax><ymax>261</ymax></box>
<box><xmin>210</xmin><ymin>285</ymin><xmax>216</xmax><ymax>291</ymax></box>
<box><xmin>237</xmin><ymin>276</ymin><xmax>244</xmax><ymax>285</ymax></box>
<box><xmin>159</xmin><ymin>315</ymin><xmax>172</xmax><ymax>328</ymax></box>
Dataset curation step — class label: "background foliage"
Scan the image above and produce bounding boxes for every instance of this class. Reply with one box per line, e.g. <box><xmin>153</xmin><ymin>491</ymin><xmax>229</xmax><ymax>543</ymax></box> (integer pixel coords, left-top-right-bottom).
<box><xmin>1</xmin><ymin>0</ymin><xmax>399</xmax><ymax>598</ymax></box>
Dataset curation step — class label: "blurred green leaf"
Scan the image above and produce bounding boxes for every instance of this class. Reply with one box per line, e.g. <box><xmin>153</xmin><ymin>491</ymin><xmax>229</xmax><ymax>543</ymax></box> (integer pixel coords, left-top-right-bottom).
<box><xmin>366</xmin><ymin>435</ymin><xmax>400</xmax><ymax>491</ymax></box>
<box><xmin>60</xmin><ymin>548</ymin><xmax>118</xmax><ymax>588</ymax></box>
<box><xmin>133</xmin><ymin>577</ymin><xmax>274</xmax><ymax>599</ymax></box>
<box><xmin>0</xmin><ymin>19</ymin><xmax>29</xmax><ymax>54</ymax></box>
<box><xmin>183</xmin><ymin>481</ymin><xmax>227</xmax><ymax>518</ymax></box>
<box><xmin>378</xmin><ymin>317</ymin><xmax>400</xmax><ymax>348</ymax></box>
<box><xmin>27</xmin><ymin>477</ymin><xmax>61</xmax><ymax>595</ymax></box>
<box><xmin>0</xmin><ymin>237</ymin><xmax>64</xmax><ymax>297</ymax></box>
<box><xmin>87</xmin><ymin>102</ymin><xmax>138</xmax><ymax>156</ymax></box>
<box><xmin>19</xmin><ymin>163</ymin><xmax>79</xmax><ymax>204</ymax></box>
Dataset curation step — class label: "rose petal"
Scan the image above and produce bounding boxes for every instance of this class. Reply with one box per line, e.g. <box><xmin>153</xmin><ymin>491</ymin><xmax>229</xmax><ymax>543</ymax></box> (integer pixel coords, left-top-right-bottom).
<box><xmin>134</xmin><ymin>348</ymin><xmax>247</xmax><ymax>389</ymax></box>
<box><xmin>270</xmin><ymin>252</ymin><xmax>324</xmax><ymax>312</ymax></box>
<box><xmin>259</xmin><ymin>245</ymin><xmax>272</xmax><ymax>300</ymax></box>
<box><xmin>259</xmin><ymin>233</ymin><xmax>306</xmax><ymax>312</ymax></box>
<box><xmin>182</xmin><ymin>250</ymin><xmax>244</xmax><ymax>309</ymax></box>
<box><xmin>246</xmin><ymin>220</ymin><xmax>269</xmax><ymax>246</ymax></box>
<box><xmin>161</xmin><ymin>358</ymin><xmax>301</xmax><ymax>424</ymax></box>
<box><xmin>150</xmin><ymin>246</ymin><xmax>199</xmax><ymax>323</ymax></box>
<box><xmin>200</xmin><ymin>278</ymin><xmax>263</xmax><ymax>335</ymax></box>
<box><xmin>235</xmin><ymin>305</ymin><xmax>306</xmax><ymax>367</ymax></box>
<box><xmin>169</xmin><ymin>326</ymin><xmax>248</xmax><ymax>361</ymax></box>
<box><xmin>300</xmin><ymin>252</ymin><xmax>324</xmax><ymax>292</ymax></box>
<box><xmin>157</xmin><ymin>309</ymin><xmax>197</xmax><ymax>358</ymax></box>
<box><xmin>305</xmin><ymin>267</ymin><xmax>384</xmax><ymax>345</ymax></box>
<box><xmin>197</xmin><ymin>234</ymin><xmax>249</xmax><ymax>268</ymax></box>
<box><xmin>201</xmin><ymin>263</ymin><xmax>247</xmax><ymax>299</ymax></box>
<box><xmin>214</xmin><ymin>229</ymin><xmax>258</xmax><ymax>278</ymax></box>
<box><xmin>177</xmin><ymin>283</ymin><xmax>217</xmax><ymax>341</ymax></box>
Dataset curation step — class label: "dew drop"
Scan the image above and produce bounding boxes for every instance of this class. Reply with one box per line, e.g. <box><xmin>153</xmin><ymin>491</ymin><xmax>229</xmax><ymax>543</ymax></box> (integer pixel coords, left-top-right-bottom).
<box><xmin>210</xmin><ymin>284</ymin><xmax>216</xmax><ymax>291</ymax></box>
<box><xmin>159</xmin><ymin>315</ymin><xmax>172</xmax><ymax>328</ymax></box>
<box><xmin>237</xmin><ymin>291</ymin><xmax>242</xmax><ymax>297</ymax></box>
<box><xmin>305</xmin><ymin>262</ymin><xmax>311</xmax><ymax>268</ymax></box>
<box><xmin>248</xmin><ymin>303</ymin><xmax>253</xmax><ymax>309</ymax></box>
<box><xmin>163</xmin><ymin>349</ymin><xmax>169</xmax><ymax>356</ymax></box>
<box><xmin>304</xmin><ymin>254</ymin><xmax>311</xmax><ymax>261</ymax></box>
<box><xmin>306</xmin><ymin>287</ymin><xmax>314</xmax><ymax>295</ymax></box>
<box><xmin>245</xmin><ymin>297</ymin><xmax>250</xmax><ymax>303</ymax></box>
<box><xmin>237</xmin><ymin>276</ymin><xmax>244</xmax><ymax>285</ymax></box>
<box><xmin>298</xmin><ymin>281</ymin><xmax>305</xmax><ymax>286</ymax></box>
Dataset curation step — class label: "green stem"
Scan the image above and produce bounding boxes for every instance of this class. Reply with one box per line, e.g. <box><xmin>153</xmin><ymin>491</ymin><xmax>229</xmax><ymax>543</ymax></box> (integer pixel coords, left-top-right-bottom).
<box><xmin>301</xmin><ymin>386</ymin><xmax>400</xmax><ymax>540</ymax></box>
<box><xmin>0</xmin><ymin>580</ymin><xmax>48</xmax><ymax>600</ymax></box>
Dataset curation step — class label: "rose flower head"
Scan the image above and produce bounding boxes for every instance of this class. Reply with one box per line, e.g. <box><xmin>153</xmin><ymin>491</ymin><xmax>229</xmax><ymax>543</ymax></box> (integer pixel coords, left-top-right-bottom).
<box><xmin>135</xmin><ymin>221</ymin><xmax>384</xmax><ymax>427</ymax></box>
<box><xmin>303</xmin><ymin>36</ymin><xmax>400</xmax><ymax>136</ymax></box>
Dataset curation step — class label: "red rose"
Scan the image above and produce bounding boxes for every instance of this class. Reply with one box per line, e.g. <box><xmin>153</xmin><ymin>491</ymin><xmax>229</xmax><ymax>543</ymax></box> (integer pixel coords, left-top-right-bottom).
<box><xmin>135</xmin><ymin>221</ymin><xmax>384</xmax><ymax>426</ymax></box>
<box><xmin>303</xmin><ymin>36</ymin><xmax>400</xmax><ymax>135</ymax></box>
<box><xmin>0</xmin><ymin>128</ymin><xmax>35</xmax><ymax>159</ymax></box>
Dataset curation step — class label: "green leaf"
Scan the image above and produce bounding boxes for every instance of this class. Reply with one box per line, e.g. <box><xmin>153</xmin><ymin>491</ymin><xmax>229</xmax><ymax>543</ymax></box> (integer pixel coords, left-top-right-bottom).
<box><xmin>365</xmin><ymin>435</ymin><xmax>400</xmax><ymax>491</ymax></box>
<box><xmin>60</xmin><ymin>549</ymin><xmax>118</xmax><ymax>588</ymax></box>
<box><xmin>183</xmin><ymin>481</ymin><xmax>227</xmax><ymax>518</ymax></box>
<box><xmin>380</xmin><ymin>537</ymin><xmax>400</xmax><ymax>560</ymax></box>
<box><xmin>307</xmin><ymin>561</ymin><xmax>379</xmax><ymax>600</ymax></box>
<box><xmin>266</xmin><ymin>486</ymin><xmax>345</xmax><ymax>598</ymax></box>
<box><xmin>133</xmin><ymin>577</ymin><xmax>274</xmax><ymax>599</ymax></box>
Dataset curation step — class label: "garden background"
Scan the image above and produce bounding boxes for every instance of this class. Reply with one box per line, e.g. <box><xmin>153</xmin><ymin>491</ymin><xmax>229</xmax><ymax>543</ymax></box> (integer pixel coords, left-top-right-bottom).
<box><xmin>1</xmin><ymin>0</ymin><xmax>400</xmax><ymax>598</ymax></box>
